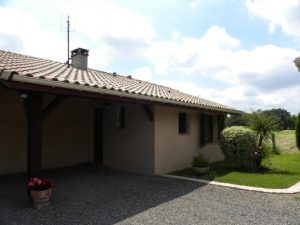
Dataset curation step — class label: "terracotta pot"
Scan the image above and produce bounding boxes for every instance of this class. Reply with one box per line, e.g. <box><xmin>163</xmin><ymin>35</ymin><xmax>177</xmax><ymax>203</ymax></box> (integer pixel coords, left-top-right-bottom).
<box><xmin>192</xmin><ymin>166</ymin><xmax>209</xmax><ymax>175</ymax></box>
<box><xmin>30</xmin><ymin>188</ymin><xmax>52</xmax><ymax>209</ymax></box>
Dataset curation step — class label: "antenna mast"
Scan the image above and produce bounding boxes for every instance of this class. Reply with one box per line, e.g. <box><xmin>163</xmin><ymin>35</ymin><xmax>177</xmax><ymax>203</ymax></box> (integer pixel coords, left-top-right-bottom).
<box><xmin>67</xmin><ymin>16</ymin><xmax>70</xmax><ymax>66</ymax></box>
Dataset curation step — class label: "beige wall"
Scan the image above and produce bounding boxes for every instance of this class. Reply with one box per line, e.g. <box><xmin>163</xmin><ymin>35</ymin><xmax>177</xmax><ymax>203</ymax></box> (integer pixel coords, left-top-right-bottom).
<box><xmin>0</xmin><ymin>87</ymin><xmax>93</xmax><ymax>175</ymax></box>
<box><xmin>43</xmin><ymin>96</ymin><xmax>93</xmax><ymax>169</ymax></box>
<box><xmin>154</xmin><ymin>105</ymin><xmax>225</xmax><ymax>174</ymax></box>
<box><xmin>103</xmin><ymin>103</ymin><xmax>154</xmax><ymax>174</ymax></box>
<box><xmin>0</xmin><ymin>87</ymin><xmax>27</xmax><ymax>175</ymax></box>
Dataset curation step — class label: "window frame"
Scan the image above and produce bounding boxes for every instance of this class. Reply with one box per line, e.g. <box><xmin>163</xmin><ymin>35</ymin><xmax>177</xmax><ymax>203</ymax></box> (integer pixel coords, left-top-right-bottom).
<box><xmin>178</xmin><ymin>112</ymin><xmax>190</xmax><ymax>134</ymax></box>
<box><xmin>116</xmin><ymin>105</ymin><xmax>125</xmax><ymax>129</ymax></box>
<box><xmin>206</xmin><ymin>115</ymin><xmax>214</xmax><ymax>143</ymax></box>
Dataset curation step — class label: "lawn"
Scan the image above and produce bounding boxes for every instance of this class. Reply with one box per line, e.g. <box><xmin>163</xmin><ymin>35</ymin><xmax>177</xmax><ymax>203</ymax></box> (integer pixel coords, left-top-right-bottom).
<box><xmin>273</xmin><ymin>130</ymin><xmax>298</xmax><ymax>154</ymax></box>
<box><xmin>171</xmin><ymin>130</ymin><xmax>300</xmax><ymax>189</ymax></box>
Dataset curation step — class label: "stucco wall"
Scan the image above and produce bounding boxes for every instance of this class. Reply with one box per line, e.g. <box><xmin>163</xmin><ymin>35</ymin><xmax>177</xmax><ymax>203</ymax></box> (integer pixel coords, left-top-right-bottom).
<box><xmin>0</xmin><ymin>87</ymin><xmax>93</xmax><ymax>175</ymax></box>
<box><xmin>154</xmin><ymin>105</ymin><xmax>225</xmax><ymax>174</ymax></box>
<box><xmin>43</xmin><ymin>96</ymin><xmax>93</xmax><ymax>169</ymax></box>
<box><xmin>103</xmin><ymin>103</ymin><xmax>154</xmax><ymax>174</ymax></box>
<box><xmin>0</xmin><ymin>87</ymin><xmax>27</xmax><ymax>175</ymax></box>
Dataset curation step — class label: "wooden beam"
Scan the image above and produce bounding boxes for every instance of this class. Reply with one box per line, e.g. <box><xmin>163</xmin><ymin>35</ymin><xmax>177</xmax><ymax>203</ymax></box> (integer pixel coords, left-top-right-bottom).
<box><xmin>42</xmin><ymin>95</ymin><xmax>66</xmax><ymax>122</ymax></box>
<box><xmin>26</xmin><ymin>92</ymin><xmax>43</xmax><ymax>178</ymax></box>
<box><xmin>142</xmin><ymin>105</ymin><xmax>154</xmax><ymax>122</ymax></box>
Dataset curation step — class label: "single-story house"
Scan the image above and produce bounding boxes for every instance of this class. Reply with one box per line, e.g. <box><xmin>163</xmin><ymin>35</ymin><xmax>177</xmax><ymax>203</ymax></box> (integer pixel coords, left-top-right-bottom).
<box><xmin>0</xmin><ymin>48</ymin><xmax>241</xmax><ymax>177</ymax></box>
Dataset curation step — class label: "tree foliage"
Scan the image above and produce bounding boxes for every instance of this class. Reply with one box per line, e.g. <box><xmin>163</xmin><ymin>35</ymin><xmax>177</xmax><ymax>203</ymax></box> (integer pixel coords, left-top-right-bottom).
<box><xmin>228</xmin><ymin>108</ymin><xmax>295</xmax><ymax>131</ymax></box>
<box><xmin>264</xmin><ymin>108</ymin><xmax>294</xmax><ymax>130</ymax></box>
<box><xmin>248</xmin><ymin>112</ymin><xmax>281</xmax><ymax>147</ymax></box>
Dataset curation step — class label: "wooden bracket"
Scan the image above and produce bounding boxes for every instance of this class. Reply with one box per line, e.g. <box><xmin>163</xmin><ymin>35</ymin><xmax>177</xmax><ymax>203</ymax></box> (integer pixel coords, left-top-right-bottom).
<box><xmin>142</xmin><ymin>104</ymin><xmax>154</xmax><ymax>122</ymax></box>
<box><xmin>42</xmin><ymin>95</ymin><xmax>66</xmax><ymax>122</ymax></box>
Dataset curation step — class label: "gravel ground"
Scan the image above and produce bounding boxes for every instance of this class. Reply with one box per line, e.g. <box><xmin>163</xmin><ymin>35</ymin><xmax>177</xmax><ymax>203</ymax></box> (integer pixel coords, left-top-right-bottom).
<box><xmin>0</xmin><ymin>166</ymin><xmax>299</xmax><ymax>225</ymax></box>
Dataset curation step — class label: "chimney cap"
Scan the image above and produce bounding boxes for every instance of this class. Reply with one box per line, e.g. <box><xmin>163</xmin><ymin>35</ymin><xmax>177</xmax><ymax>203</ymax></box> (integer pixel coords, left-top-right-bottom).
<box><xmin>71</xmin><ymin>48</ymin><xmax>89</xmax><ymax>57</ymax></box>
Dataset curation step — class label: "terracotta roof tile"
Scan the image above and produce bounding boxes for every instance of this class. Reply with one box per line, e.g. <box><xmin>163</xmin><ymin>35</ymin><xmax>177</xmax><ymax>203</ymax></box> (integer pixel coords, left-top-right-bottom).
<box><xmin>0</xmin><ymin>50</ymin><xmax>241</xmax><ymax>114</ymax></box>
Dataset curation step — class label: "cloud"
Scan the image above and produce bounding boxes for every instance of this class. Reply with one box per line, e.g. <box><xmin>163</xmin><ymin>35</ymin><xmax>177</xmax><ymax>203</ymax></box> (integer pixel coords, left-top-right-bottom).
<box><xmin>144</xmin><ymin>25</ymin><xmax>240</xmax><ymax>76</ymax></box>
<box><xmin>189</xmin><ymin>0</ymin><xmax>217</xmax><ymax>10</ymax></box>
<box><xmin>0</xmin><ymin>0</ymin><xmax>156</xmax><ymax>69</ymax></box>
<box><xmin>151</xmin><ymin>78</ymin><xmax>300</xmax><ymax>114</ymax></box>
<box><xmin>245</xmin><ymin>0</ymin><xmax>300</xmax><ymax>38</ymax></box>
<box><xmin>131</xmin><ymin>66</ymin><xmax>153</xmax><ymax>82</ymax></box>
<box><xmin>142</xmin><ymin>24</ymin><xmax>300</xmax><ymax>114</ymax></box>
<box><xmin>144</xmin><ymin>26</ymin><xmax>300</xmax><ymax>90</ymax></box>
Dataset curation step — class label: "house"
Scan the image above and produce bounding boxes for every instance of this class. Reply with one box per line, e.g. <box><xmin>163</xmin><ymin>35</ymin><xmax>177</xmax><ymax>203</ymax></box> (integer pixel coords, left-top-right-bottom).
<box><xmin>0</xmin><ymin>48</ymin><xmax>241</xmax><ymax>177</ymax></box>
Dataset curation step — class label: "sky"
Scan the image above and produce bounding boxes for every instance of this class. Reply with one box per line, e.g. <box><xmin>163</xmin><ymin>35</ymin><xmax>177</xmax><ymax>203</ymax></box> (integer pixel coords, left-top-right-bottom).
<box><xmin>0</xmin><ymin>0</ymin><xmax>300</xmax><ymax>114</ymax></box>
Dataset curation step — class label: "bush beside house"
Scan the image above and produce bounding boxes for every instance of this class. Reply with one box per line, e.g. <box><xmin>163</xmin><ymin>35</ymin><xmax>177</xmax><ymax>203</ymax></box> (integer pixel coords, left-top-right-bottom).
<box><xmin>219</xmin><ymin>126</ymin><xmax>264</xmax><ymax>171</ymax></box>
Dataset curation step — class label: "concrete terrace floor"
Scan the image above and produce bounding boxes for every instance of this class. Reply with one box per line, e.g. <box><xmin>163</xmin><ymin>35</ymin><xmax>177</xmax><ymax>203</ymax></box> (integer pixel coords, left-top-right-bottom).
<box><xmin>0</xmin><ymin>166</ymin><xmax>300</xmax><ymax>225</ymax></box>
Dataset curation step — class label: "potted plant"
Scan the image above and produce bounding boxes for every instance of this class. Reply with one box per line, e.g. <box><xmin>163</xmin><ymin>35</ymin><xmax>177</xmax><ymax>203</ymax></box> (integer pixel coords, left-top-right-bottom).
<box><xmin>27</xmin><ymin>177</ymin><xmax>54</xmax><ymax>209</ymax></box>
<box><xmin>192</xmin><ymin>153</ymin><xmax>209</xmax><ymax>175</ymax></box>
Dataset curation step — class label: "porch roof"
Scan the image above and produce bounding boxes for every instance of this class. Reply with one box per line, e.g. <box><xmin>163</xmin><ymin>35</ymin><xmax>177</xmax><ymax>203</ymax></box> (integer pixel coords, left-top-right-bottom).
<box><xmin>0</xmin><ymin>50</ymin><xmax>241</xmax><ymax>114</ymax></box>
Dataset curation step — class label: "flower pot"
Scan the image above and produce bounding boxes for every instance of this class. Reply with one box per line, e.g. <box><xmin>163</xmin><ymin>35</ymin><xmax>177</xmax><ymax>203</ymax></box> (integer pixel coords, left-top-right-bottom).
<box><xmin>192</xmin><ymin>166</ymin><xmax>209</xmax><ymax>175</ymax></box>
<box><xmin>30</xmin><ymin>188</ymin><xmax>52</xmax><ymax>209</ymax></box>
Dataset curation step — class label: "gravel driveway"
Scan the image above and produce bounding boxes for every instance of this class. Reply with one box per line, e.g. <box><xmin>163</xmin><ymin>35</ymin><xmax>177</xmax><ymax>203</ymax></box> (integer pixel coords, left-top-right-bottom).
<box><xmin>0</xmin><ymin>166</ymin><xmax>299</xmax><ymax>225</ymax></box>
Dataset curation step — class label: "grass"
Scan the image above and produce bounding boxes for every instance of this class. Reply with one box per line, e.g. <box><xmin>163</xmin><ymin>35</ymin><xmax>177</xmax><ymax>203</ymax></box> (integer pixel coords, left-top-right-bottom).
<box><xmin>273</xmin><ymin>130</ymin><xmax>298</xmax><ymax>154</ymax></box>
<box><xmin>171</xmin><ymin>130</ymin><xmax>300</xmax><ymax>189</ymax></box>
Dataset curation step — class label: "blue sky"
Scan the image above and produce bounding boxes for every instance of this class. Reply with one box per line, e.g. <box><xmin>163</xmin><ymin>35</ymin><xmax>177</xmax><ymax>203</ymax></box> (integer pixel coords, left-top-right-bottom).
<box><xmin>1</xmin><ymin>0</ymin><xmax>300</xmax><ymax>114</ymax></box>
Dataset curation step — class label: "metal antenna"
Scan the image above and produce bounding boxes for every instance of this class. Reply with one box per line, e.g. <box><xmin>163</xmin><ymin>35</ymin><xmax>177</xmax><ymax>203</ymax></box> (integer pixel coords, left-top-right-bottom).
<box><xmin>67</xmin><ymin>15</ymin><xmax>70</xmax><ymax>67</ymax></box>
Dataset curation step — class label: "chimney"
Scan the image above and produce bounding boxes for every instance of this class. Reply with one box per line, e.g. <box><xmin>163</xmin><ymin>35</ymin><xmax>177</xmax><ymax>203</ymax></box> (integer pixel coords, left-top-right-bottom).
<box><xmin>71</xmin><ymin>48</ymin><xmax>89</xmax><ymax>70</ymax></box>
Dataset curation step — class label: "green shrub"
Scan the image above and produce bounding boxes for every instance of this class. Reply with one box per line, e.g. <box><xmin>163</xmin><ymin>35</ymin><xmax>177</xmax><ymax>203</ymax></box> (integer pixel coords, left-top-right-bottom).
<box><xmin>220</xmin><ymin>126</ymin><xmax>264</xmax><ymax>171</ymax></box>
<box><xmin>192</xmin><ymin>153</ymin><xmax>209</xmax><ymax>167</ymax></box>
<box><xmin>296</xmin><ymin>113</ymin><xmax>300</xmax><ymax>150</ymax></box>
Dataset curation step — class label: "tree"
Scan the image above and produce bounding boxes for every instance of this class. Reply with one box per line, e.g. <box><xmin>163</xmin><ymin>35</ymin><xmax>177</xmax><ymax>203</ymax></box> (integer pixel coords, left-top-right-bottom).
<box><xmin>264</xmin><ymin>108</ymin><xmax>294</xmax><ymax>130</ymax></box>
<box><xmin>296</xmin><ymin>113</ymin><xmax>300</xmax><ymax>150</ymax></box>
<box><xmin>248</xmin><ymin>112</ymin><xmax>281</xmax><ymax>147</ymax></box>
<box><xmin>227</xmin><ymin>113</ymin><xmax>251</xmax><ymax>127</ymax></box>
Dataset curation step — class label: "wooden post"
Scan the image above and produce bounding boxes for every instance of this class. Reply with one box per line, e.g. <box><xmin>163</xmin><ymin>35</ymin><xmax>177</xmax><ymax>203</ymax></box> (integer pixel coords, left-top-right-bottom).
<box><xmin>26</xmin><ymin>93</ymin><xmax>43</xmax><ymax>179</ymax></box>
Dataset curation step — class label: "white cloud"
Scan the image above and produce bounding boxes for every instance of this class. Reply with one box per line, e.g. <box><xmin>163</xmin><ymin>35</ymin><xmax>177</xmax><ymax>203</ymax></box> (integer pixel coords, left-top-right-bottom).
<box><xmin>245</xmin><ymin>0</ymin><xmax>300</xmax><ymax>38</ymax></box>
<box><xmin>0</xmin><ymin>0</ymin><xmax>156</xmax><ymax>69</ymax></box>
<box><xmin>144</xmin><ymin>25</ymin><xmax>300</xmax><ymax>88</ymax></box>
<box><xmin>189</xmin><ymin>0</ymin><xmax>217</xmax><ymax>10</ymax></box>
<box><xmin>144</xmin><ymin>25</ymin><xmax>241</xmax><ymax>76</ymax></box>
<box><xmin>132</xmin><ymin>66</ymin><xmax>153</xmax><ymax>82</ymax></box>
<box><xmin>142</xmin><ymin>25</ymin><xmax>300</xmax><ymax>114</ymax></box>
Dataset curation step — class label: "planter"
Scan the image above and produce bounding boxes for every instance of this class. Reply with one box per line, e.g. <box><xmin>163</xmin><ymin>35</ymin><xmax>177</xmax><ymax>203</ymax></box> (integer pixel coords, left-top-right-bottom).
<box><xmin>192</xmin><ymin>166</ymin><xmax>209</xmax><ymax>175</ymax></box>
<box><xmin>30</xmin><ymin>188</ymin><xmax>53</xmax><ymax>209</ymax></box>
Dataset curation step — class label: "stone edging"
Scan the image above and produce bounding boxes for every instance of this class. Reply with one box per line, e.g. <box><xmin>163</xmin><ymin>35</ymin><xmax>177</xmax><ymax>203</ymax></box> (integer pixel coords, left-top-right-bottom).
<box><xmin>160</xmin><ymin>174</ymin><xmax>300</xmax><ymax>194</ymax></box>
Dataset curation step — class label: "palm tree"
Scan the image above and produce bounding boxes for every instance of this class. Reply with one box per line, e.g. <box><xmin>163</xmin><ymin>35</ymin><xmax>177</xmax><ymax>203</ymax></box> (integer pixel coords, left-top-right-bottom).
<box><xmin>248</xmin><ymin>112</ymin><xmax>281</xmax><ymax>147</ymax></box>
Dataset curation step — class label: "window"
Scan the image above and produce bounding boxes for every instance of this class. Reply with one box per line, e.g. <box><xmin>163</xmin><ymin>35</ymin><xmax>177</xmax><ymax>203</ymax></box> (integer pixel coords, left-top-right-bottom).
<box><xmin>206</xmin><ymin>115</ymin><xmax>213</xmax><ymax>143</ymax></box>
<box><xmin>178</xmin><ymin>112</ymin><xmax>189</xmax><ymax>134</ymax></box>
<box><xmin>116</xmin><ymin>105</ymin><xmax>125</xmax><ymax>129</ymax></box>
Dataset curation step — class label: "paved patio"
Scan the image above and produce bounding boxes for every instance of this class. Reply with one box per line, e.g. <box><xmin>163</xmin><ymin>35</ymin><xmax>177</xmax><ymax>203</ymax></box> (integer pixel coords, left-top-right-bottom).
<box><xmin>0</xmin><ymin>165</ymin><xmax>299</xmax><ymax>225</ymax></box>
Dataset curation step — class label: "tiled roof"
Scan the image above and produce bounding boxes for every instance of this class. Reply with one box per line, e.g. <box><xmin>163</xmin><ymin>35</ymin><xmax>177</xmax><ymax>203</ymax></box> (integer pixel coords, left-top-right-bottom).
<box><xmin>0</xmin><ymin>50</ymin><xmax>241</xmax><ymax>114</ymax></box>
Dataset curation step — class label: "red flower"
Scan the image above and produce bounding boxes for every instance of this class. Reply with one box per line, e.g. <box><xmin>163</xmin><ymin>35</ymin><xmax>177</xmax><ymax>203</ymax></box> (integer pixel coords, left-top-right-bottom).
<box><xmin>27</xmin><ymin>177</ymin><xmax>54</xmax><ymax>191</ymax></box>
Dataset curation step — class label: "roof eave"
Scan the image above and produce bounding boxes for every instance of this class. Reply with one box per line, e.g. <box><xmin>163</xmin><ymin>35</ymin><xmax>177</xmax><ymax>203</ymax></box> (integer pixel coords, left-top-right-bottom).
<box><xmin>0</xmin><ymin>69</ymin><xmax>241</xmax><ymax>115</ymax></box>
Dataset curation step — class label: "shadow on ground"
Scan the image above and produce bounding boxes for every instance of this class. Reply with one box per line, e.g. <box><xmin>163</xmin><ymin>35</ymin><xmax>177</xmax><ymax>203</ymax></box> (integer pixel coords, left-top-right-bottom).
<box><xmin>0</xmin><ymin>165</ymin><xmax>205</xmax><ymax>225</ymax></box>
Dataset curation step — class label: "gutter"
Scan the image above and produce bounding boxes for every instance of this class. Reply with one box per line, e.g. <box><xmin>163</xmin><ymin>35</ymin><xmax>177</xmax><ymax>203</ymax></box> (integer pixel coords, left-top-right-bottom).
<box><xmin>0</xmin><ymin>69</ymin><xmax>242</xmax><ymax>115</ymax></box>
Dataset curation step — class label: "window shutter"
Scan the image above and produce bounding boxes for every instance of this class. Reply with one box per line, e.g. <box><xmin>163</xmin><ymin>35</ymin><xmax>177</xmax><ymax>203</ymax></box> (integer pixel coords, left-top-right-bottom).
<box><xmin>200</xmin><ymin>113</ymin><xmax>206</xmax><ymax>146</ymax></box>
